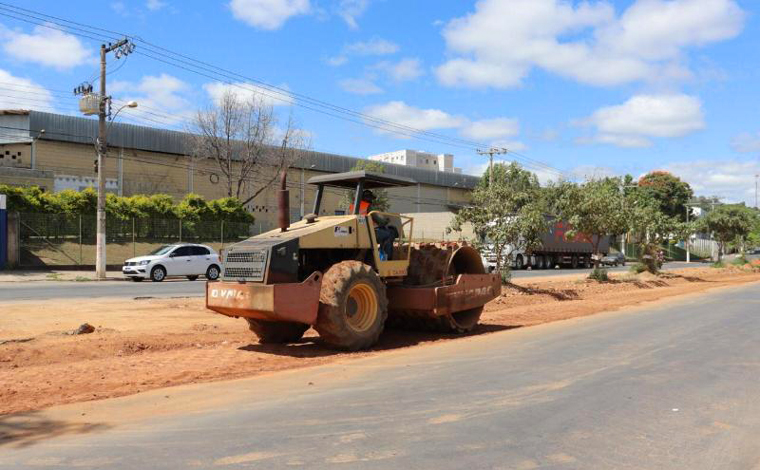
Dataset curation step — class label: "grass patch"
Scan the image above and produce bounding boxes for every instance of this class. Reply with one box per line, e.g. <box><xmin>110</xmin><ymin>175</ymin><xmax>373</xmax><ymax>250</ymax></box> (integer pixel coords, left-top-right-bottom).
<box><xmin>45</xmin><ymin>273</ymin><xmax>63</xmax><ymax>281</ymax></box>
<box><xmin>711</xmin><ymin>261</ymin><xmax>726</xmax><ymax>268</ymax></box>
<box><xmin>731</xmin><ymin>256</ymin><xmax>749</xmax><ymax>266</ymax></box>
<box><xmin>588</xmin><ymin>268</ymin><xmax>609</xmax><ymax>282</ymax></box>
<box><xmin>629</xmin><ymin>263</ymin><xmax>648</xmax><ymax>274</ymax></box>
<box><xmin>74</xmin><ymin>276</ymin><xmax>92</xmax><ymax>282</ymax></box>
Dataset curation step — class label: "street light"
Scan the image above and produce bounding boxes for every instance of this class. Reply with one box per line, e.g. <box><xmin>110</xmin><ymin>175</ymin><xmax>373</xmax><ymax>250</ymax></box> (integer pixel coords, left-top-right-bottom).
<box><xmin>109</xmin><ymin>101</ymin><xmax>138</xmax><ymax>128</ymax></box>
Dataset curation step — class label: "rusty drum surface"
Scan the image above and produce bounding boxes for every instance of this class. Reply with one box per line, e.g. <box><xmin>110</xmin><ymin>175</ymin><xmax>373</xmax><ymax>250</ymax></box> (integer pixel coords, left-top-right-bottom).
<box><xmin>386</xmin><ymin>273</ymin><xmax>500</xmax><ymax>317</ymax></box>
<box><xmin>206</xmin><ymin>272</ymin><xmax>322</xmax><ymax>325</ymax></box>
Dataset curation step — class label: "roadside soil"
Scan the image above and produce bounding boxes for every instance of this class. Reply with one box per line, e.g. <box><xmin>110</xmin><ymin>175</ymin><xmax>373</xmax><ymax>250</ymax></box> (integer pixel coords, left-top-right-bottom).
<box><xmin>1</xmin><ymin>266</ymin><xmax>759</xmax><ymax>415</ymax></box>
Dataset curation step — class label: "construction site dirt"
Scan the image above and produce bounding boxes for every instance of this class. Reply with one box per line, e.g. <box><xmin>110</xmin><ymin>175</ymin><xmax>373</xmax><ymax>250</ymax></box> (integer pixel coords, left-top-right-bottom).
<box><xmin>1</xmin><ymin>266</ymin><xmax>759</xmax><ymax>415</ymax></box>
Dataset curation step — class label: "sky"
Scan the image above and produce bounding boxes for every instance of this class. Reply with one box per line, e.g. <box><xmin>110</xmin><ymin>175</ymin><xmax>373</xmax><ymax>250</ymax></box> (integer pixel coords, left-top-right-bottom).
<box><xmin>0</xmin><ymin>0</ymin><xmax>758</xmax><ymax>205</ymax></box>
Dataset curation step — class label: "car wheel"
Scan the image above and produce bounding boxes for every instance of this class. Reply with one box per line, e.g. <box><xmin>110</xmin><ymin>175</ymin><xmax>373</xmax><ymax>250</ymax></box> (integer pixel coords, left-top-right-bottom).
<box><xmin>206</xmin><ymin>264</ymin><xmax>221</xmax><ymax>280</ymax></box>
<box><xmin>150</xmin><ymin>266</ymin><xmax>166</xmax><ymax>282</ymax></box>
<box><xmin>515</xmin><ymin>255</ymin><xmax>524</xmax><ymax>270</ymax></box>
<box><xmin>187</xmin><ymin>275</ymin><xmax>199</xmax><ymax>281</ymax></box>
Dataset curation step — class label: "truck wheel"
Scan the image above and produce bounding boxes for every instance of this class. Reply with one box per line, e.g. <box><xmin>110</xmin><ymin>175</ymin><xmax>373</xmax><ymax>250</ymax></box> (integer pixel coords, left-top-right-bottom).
<box><xmin>535</xmin><ymin>255</ymin><xmax>545</xmax><ymax>270</ymax></box>
<box><xmin>315</xmin><ymin>261</ymin><xmax>387</xmax><ymax>351</ymax></box>
<box><xmin>515</xmin><ymin>255</ymin><xmax>525</xmax><ymax>270</ymax></box>
<box><xmin>246</xmin><ymin>319</ymin><xmax>309</xmax><ymax>344</ymax></box>
<box><xmin>571</xmin><ymin>255</ymin><xmax>579</xmax><ymax>269</ymax></box>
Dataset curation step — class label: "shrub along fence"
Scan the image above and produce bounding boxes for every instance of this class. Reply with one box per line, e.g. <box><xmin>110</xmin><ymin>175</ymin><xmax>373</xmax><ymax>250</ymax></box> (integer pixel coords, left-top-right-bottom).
<box><xmin>18</xmin><ymin>212</ymin><xmax>256</xmax><ymax>267</ymax></box>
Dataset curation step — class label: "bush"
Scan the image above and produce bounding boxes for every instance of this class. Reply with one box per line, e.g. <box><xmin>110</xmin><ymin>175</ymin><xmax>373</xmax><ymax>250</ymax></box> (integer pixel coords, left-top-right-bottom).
<box><xmin>499</xmin><ymin>265</ymin><xmax>512</xmax><ymax>284</ymax></box>
<box><xmin>630</xmin><ymin>263</ymin><xmax>648</xmax><ymax>274</ymax></box>
<box><xmin>0</xmin><ymin>184</ymin><xmax>254</xmax><ymax>224</ymax></box>
<box><xmin>588</xmin><ymin>267</ymin><xmax>609</xmax><ymax>281</ymax></box>
<box><xmin>731</xmin><ymin>256</ymin><xmax>749</xmax><ymax>266</ymax></box>
<box><xmin>711</xmin><ymin>261</ymin><xmax>726</xmax><ymax>268</ymax></box>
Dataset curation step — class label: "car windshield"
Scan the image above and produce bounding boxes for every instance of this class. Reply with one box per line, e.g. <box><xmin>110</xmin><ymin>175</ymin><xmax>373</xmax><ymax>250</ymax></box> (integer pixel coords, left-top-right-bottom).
<box><xmin>149</xmin><ymin>245</ymin><xmax>176</xmax><ymax>256</ymax></box>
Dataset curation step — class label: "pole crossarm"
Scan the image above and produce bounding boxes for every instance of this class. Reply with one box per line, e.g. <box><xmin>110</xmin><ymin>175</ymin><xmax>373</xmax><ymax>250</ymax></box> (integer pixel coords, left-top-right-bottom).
<box><xmin>476</xmin><ymin>147</ymin><xmax>509</xmax><ymax>187</ymax></box>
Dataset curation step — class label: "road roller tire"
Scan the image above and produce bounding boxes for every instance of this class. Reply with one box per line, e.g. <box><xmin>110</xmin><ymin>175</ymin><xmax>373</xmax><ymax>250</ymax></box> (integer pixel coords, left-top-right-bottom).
<box><xmin>315</xmin><ymin>261</ymin><xmax>387</xmax><ymax>351</ymax></box>
<box><xmin>246</xmin><ymin>319</ymin><xmax>309</xmax><ymax>344</ymax></box>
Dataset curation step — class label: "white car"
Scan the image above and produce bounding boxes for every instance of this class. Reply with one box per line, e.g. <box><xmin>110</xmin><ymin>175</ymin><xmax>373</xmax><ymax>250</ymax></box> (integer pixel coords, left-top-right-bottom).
<box><xmin>122</xmin><ymin>244</ymin><xmax>222</xmax><ymax>282</ymax></box>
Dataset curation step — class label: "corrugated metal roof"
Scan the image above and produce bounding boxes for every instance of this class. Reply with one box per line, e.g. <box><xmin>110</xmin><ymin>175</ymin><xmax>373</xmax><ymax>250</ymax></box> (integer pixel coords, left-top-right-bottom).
<box><xmin>3</xmin><ymin>110</ymin><xmax>481</xmax><ymax>190</ymax></box>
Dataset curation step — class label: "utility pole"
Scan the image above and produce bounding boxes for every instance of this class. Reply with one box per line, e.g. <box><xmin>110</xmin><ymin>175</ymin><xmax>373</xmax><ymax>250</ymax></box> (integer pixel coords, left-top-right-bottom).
<box><xmin>76</xmin><ymin>38</ymin><xmax>135</xmax><ymax>279</ymax></box>
<box><xmin>685</xmin><ymin>203</ymin><xmax>692</xmax><ymax>263</ymax></box>
<box><xmin>476</xmin><ymin>148</ymin><xmax>508</xmax><ymax>187</ymax></box>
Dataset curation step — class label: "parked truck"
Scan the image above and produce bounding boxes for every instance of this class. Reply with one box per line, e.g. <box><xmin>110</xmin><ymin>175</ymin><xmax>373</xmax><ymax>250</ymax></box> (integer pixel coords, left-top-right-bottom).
<box><xmin>481</xmin><ymin>219</ymin><xmax>611</xmax><ymax>271</ymax></box>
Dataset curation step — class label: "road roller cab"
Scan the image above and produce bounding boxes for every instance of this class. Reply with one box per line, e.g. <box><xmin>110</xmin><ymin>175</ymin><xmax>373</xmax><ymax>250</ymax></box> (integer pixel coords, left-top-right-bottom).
<box><xmin>205</xmin><ymin>170</ymin><xmax>500</xmax><ymax>350</ymax></box>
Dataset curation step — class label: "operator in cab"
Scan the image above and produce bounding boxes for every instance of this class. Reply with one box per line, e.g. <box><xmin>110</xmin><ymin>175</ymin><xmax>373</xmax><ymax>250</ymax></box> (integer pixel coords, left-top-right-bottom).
<box><xmin>358</xmin><ymin>190</ymin><xmax>397</xmax><ymax>261</ymax></box>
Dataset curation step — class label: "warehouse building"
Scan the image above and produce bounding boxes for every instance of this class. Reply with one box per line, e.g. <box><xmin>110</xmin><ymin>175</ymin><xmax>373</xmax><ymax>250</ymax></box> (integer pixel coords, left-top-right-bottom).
<box><xmin>0</xmin><ymin>110</ymin><xmax>478</xmax><ymax>233</ymax></box>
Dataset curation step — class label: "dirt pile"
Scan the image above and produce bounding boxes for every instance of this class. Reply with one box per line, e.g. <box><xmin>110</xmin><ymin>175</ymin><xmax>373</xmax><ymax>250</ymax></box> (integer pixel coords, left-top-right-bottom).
<box><xmin>1</xmin><ymin>267</ymin><xmax>758</xmax><ymax>414</ymax></box>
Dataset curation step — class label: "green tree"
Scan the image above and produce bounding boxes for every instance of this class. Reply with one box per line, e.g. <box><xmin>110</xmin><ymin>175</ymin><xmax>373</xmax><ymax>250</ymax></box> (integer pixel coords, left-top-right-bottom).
<box><xmin>637</xmin><ymin>171</ymin><xmax>694</xmax><ymax>221</ymax></box>
<box><xmin>452</xmin><ymin>162</ymin><xmax>547</xmax><ymax>278</ymax></box>
<box><xmin>630</xmin><ymin>201</ymin><xmax>693</xmax><ymax>273</ymax></box>
<box><xmin>698</xmin><ymin>204</ymin><xmax>757</xmax><ymax>262</ymax></box>
<box><xmin>551</xmin><ymin>178</ymin><xmax>630</xmax><ymax>272</ymax></box>
<box><xmin>339</xmin><ymin>160</ymin><xmax>390</xmax><ymax>212</ymax></box>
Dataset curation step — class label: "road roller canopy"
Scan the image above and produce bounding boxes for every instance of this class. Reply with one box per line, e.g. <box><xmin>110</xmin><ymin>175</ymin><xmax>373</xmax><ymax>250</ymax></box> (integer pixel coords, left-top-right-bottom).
<box><xmin>307</xmin><ymin>171</ymin><xmax>417</xmax><ymax>189</ymax></box>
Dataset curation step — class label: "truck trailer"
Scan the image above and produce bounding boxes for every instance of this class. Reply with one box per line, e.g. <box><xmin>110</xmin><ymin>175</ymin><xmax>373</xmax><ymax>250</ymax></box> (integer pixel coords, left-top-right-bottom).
<box><xmin>482</xmin><ymin>219</ymin><xmax>611</xmax><ymax>271</ymax></box>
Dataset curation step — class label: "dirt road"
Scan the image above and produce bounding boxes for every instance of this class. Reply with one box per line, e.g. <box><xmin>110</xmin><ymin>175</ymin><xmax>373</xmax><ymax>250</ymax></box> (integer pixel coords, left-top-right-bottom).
<box><xmin>1</xmin><ymin>266</ymin><xmax>759</xmax><ymax>415</ymax></box>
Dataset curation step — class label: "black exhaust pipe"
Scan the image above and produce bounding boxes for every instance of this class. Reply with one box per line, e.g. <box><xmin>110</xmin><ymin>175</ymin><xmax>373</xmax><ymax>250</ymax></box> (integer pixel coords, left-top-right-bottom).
<box><xmin>278</xmin><ymin>170</ymin><xmax>290</xmax><ymax>232</ymax></box>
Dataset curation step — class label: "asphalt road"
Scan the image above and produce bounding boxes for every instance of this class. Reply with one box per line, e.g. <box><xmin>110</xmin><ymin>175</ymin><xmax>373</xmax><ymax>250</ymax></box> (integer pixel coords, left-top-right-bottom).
<box><xmin>2</xmin><ymin>282</ymin><xmax>759</xmax><ymax>469</ymax></box>
<box><xmin>0</xmin><ymin>261</ymin><xmax>707</xmax><ymax>301</ymax></box>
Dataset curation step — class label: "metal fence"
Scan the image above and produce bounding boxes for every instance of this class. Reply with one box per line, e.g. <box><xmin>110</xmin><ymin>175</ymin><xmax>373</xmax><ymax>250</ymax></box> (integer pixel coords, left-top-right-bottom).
<box><xmin>18</xmin><ymin>212</ymin><xmax>257</xmax><ymax>267</ymax></box>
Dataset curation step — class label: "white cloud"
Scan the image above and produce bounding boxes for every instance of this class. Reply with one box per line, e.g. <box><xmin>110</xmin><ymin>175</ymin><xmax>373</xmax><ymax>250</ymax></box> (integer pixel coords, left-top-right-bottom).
<box><xmin>662</xmin><ymin>160</ymin><xmax>760</xmax><ymax>205</ymax></box>
<box><xmin>328</xmin><ymin>38</ymin><xmax>398</xmax><ymax>66</ymax></box>
<box><xmin>363</xmin><ymin>101</ymin><xmax>466</xmax><ymax>133</ymax></box>
<box><xmin>436</xmin><ymin>0</ymin><xmax>745</xmax><ymax>89</ymax></box>
<box><xmin>146</xmin><ymin>0</ymin><xmax>168</xmax><ymax>11</ymax></box>
<box><xmin>374</xmin><ymin>58</ymin><xmax>424</xmax><ymax>82</ymax></box>
<box><xmin>731</xmin><ymin>132</ymin><xmax>760</xmax><ymax>153</ymax></box>
<box><xmin>110</xmin><ymin>74</ymin><xmax>192</xmax><ymax>125</ymax></box>
<box><xmin>337</xmin><ymin>0</ymin><xmax>370</xmax><ymax>29</ymax></box>
<box><xmin>328</xmin><ymin>37</ymin><xmax>399</xmax><ymax>66</ymax></box>
<box><xmin>111</xmin><ymin>2</ymin><xmax>126</xmax><ymax>15</ymax></box>
<box><xmin>203</xmin><ymin>81</ymin><xmax>294</xmax><ymax>107</ymax></box>
<box><xmin>344</xmin><ymin>38</ymin><xmax>399</xmax><ymax>56</ymax></box>
<box><xmin>327</xmin><ymin>55</ymin><xmax>348</xmax><ymax>66</ymax></box>
<box><xmin>229</xmin><ymin>0</ymin><xmax>310</xmax><ymax>30</ymax></box>
<box><xmin>1</xmin><ymin>25</ymin><xmax>91</xmax><ymax>70</ymax></box>
<box><xmin>576</xmin><ymin>94</ymin><xmax>705</xmax><ymax>148</ymax></box>
<box><xmin>460</xmin><ymin>117</ymin><xmax>519</xmax><ymax>141</ymax></box>
<box><xmin>0</xmin><ymin>69</ymin><xmax>55</xmax><ymax>112</ymax></box>
<box><xmin>338</xmin><ymin>78</ymin><xmax>383</xmax><ymax>95</ymax></box>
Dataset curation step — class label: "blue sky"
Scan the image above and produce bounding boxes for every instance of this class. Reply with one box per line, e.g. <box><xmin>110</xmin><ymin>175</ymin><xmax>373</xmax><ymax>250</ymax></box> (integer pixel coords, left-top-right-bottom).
<box><xmin>0</xmin><ymin>0</ymin><xmax>758</xmax><ymax>204</ymax></box>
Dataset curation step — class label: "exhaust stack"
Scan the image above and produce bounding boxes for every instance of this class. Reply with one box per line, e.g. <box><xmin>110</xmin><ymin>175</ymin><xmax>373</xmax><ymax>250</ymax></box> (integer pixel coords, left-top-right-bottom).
<box><xmin>278</xmin><ymin>170</ymin><xmax>290</xmax><ymax>232</ymax></box>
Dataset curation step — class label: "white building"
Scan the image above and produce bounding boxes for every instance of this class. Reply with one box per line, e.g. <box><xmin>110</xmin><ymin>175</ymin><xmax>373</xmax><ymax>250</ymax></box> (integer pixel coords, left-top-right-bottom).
<box><xmin>368</xmin><ymin>149</ymin><xmax>462</xmax><ymax>174</ymax></box>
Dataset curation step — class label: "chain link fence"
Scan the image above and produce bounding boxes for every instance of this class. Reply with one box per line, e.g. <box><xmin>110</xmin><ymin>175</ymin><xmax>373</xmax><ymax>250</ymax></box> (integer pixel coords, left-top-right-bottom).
<box><xmin>18</xmin><ymin>212</ymin><xmax>256</xmax><ymax>267</ymax></box>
